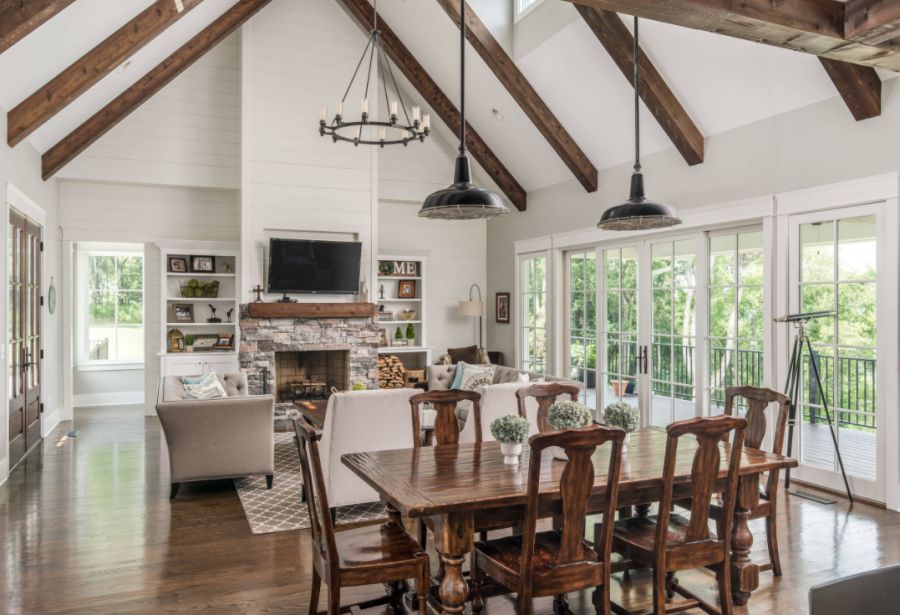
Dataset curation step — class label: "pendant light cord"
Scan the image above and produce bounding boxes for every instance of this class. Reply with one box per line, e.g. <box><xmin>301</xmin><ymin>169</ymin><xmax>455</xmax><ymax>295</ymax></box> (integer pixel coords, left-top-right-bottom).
<box><xmin>459</xmin><ymin>0</ymin><xmax>467</xmax><ymax>156</ymax></box>
<box><xmin>633</xmin><ymin>16</ymin><xmax>641</xmax><ymax>174</ymax></box>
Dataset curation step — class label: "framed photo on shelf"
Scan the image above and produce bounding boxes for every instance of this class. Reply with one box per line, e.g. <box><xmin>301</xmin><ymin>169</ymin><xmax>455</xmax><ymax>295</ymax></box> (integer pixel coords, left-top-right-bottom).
<box><xmin>378</xmin><ymin>329</ymin><xmax>389</xmax><ymax>347</ymax></box>
<box><xmin>495</xmin><ymin>292</ymin><xmax>510</xmax><ymax>324</ymax></box>
<box><xmin>190</xmin><ymin>255</ymin><xmax>215</xmax><ymax>273</ymax></box>
<box><xmin>168</xmin><ymin>256</ymin><xmax>188</xmax><ymax>273</ymax></box>
<box><xmin>398</xmin><ymin>280</ymin><xmax>417</xmax><ymax>299</ymax></box>
<box><xmin>172</xmin><ymin>303</ymin><xmax>194</xmax><ymax>323</ymax></box>
<box><xmin>214</xmin><ymin>334</ymin><xmax>234</xmax><ymax>350</ymax></box>
<box><xmin>192</xmin><ymin>335</ymin><xmax>217</xmax><ymax>350</ymax></box>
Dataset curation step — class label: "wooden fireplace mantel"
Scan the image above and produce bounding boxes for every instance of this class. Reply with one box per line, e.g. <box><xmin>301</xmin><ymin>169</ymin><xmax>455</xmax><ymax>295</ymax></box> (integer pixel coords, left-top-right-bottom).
<box><xmin>247</xmin><ymin>302</ymin><xmax>376</xmax><ymax>319</ymax></box>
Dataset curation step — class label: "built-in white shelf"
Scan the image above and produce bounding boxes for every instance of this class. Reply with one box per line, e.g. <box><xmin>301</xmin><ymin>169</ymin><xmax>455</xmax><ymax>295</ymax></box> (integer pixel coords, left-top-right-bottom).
<box><xmin>378</xmin><ymin>298</ymin><xmax>421</xmax><ymax>303</ymax></box>
<box><xmin>166</xmin><ymin>322</ymin><xmax>236</xmax><ymax>327</ymax></box>
<box><xmin>378</xmin><ymin>275</ymin><xmax>422</xmax><ymax>281</ymax></box>
<box><xmin>377</xmin><ymin>320</ymin><xmax>422</xmax><ymax>325</ymax></box>
<box><xmin>167</xmin><ymin>297</ymin><xmax>236</xmax><ymax>302</ymax></box>
<box><xmin>378</xmin><ymin>346</ymin><xmax>432</xmax><ymax>354</ymax></box>
<box><xmin>168</xmin><ymin>272</ymin><xmax>236</xmax><ymax>278</ymax></box>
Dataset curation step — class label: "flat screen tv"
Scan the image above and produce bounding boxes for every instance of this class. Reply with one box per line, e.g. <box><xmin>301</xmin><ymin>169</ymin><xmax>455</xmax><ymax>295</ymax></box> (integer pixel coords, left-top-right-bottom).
<box><xmin>267</xmin><ymin>238</ymin><xmax>362</xmax><ymax>294</ymax></box>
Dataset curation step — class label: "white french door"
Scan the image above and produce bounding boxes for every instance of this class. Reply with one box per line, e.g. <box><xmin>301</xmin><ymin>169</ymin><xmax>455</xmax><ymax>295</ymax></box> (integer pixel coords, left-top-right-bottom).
<box><xmin>787</xmin><ymin>204</ymin><xmax>891</xmax><ymax>502</ymax></box>
<box><xmin>598</xmin><ymin>235</ymin><xmax>704</xmax><ymax>427</ymax></box>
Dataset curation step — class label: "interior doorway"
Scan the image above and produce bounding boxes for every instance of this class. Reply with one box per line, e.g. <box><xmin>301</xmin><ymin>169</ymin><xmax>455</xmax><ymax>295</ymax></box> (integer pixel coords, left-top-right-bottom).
<box><xmin>8</xmin><ymin>208</ymin><xmax>43</xmax><ymax>470</ymax></box>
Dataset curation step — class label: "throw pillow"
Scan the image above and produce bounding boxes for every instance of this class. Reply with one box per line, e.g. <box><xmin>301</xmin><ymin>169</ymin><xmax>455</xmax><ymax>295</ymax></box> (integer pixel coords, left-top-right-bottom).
<box><xmin>181</xmin><ymin>374</ymin><xmax>210</xmax><ymax>385</ymax></box>
<box><xmin>459</xmin><ymin>363</ymin><xmax>496</xmax><ymax>392</ymax></box>
<box><xmin>448</xmin><ymin>345</ymin><xmax>479</xmax><ymax>364</ymax></box>
<box><xmin>451</xmin><ymin>362</ymin><xmax>467</xmax><ymax>389</ymax></box>
<box><xmin>517</xmin><ymin>372</ymin><xmax>530</xmax><ymax>383</ymax></box>
<box><xmin>183</xmin><ymin>374</ymin><xmax>227</xmax><ymax>400</ymax></box>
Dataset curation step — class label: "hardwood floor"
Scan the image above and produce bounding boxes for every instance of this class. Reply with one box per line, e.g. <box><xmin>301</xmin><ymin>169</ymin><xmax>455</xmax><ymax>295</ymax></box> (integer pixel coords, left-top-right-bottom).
<box><xmin>1</xmin><ymin>406</ymin><xmax>899</xmax><ymax>614</ymax></box>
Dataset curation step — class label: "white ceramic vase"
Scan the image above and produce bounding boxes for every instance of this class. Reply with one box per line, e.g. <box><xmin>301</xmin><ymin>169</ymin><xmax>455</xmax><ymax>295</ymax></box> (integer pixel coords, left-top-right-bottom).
<box><xmin>500</xmin><ymin>442</ymin><xmax>523</xmax><ymax>465</ymax></box>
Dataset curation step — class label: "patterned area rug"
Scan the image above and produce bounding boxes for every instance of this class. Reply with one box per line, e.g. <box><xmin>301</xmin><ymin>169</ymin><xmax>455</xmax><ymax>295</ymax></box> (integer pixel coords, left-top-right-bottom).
<box><xmin>235</xmin><ymin>432</ymin><xmax>386</xmax><ymax>535</ymax></box>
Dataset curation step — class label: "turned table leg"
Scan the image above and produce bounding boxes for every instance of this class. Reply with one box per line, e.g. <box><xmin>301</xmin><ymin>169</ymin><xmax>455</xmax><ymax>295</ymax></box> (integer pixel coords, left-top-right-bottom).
<box><xmin>432</xmin><ymin>512</ymin><xmax>474</xmax><ymax>615</ymax></box>
<box><xmin>731</xmin><ymin>476</ymin><xmax>760</xmax><ymax>606</ymax></box>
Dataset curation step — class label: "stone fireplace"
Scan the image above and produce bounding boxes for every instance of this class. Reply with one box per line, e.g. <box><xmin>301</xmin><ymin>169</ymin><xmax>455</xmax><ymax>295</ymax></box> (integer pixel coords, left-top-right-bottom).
<box><xmin>239</xmin><ymin>305</ymin><xmax>380</xmax><ymax>420</ymax></box>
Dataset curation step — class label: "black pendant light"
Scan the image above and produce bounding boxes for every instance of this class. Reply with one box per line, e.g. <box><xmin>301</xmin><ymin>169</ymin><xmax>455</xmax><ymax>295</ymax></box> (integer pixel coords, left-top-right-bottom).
<box><xmin>419</xmin><ymin>0</ymin><xmax>508</xmax><ymax>220</ymax></box>
<box><xmin>597</xmin><ymin>17</ymin><xmax>680</xmax><ymax>231</ymax></box>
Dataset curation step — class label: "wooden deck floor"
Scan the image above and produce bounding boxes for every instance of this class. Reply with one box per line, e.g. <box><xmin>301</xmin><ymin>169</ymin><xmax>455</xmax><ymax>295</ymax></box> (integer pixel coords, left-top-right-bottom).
<box><xmin>1</xmin><ymin>406</ymin><xmax>899</xmax><ymax>614</ymax></box>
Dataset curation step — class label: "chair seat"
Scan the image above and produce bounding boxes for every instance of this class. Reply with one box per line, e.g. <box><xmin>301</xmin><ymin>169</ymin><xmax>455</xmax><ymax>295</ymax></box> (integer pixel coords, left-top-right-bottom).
<box><xmin>614</xmin><ymin>514</ymin><xmax>725</xmax><ymax>571</ymax></box>
<box><xmin>336</xmin><ymin>523</ymin><xmax>424</xmax><ymax>573</ymax></box>
<box><xmin>475</xmin><ymin>529</ymin><xmax>601</xmax><ymax>577</ymax></box>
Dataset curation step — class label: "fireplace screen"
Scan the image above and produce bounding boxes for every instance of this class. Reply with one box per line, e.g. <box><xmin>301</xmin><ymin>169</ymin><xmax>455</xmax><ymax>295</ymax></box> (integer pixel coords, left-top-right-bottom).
<box><xmin>274</xmin><ymin>350</ymin><xmax>349</xmax><ymax>403</ymax></box>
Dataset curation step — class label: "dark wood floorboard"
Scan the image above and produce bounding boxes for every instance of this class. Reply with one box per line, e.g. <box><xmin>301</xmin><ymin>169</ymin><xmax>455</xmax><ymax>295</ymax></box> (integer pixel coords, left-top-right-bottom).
<box><xmin>1</xmin><ymin>406</ymin><xmax>899</xmax><ymax>614</ymax></box>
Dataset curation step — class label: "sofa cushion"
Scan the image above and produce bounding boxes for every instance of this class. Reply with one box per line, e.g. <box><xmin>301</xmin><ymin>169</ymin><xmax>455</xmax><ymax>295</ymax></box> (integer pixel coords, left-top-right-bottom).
<box><xmin>427</xmin><ymin>364</ymin><xmax>455</xmax><ymax>391</ymax></box>
<box><xmin>448</xmin><ymin>345</ymin><xmax>479</xmax><ymax>364</ymax></box>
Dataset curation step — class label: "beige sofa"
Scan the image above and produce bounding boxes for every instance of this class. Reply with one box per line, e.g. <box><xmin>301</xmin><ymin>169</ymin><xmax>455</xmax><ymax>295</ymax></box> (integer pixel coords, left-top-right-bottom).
<box><xmin>156</xmin><ymin>373</ymin><xmax>275</xmax><ymax>499</ymax></box>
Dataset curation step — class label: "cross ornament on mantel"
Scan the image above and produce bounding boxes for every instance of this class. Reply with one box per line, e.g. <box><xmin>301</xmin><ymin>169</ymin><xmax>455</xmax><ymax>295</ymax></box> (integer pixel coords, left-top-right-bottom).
<box><xmin>252</xmin><ymin>285</ymin><xmax>264</xmax><ymax>303</ymax></box>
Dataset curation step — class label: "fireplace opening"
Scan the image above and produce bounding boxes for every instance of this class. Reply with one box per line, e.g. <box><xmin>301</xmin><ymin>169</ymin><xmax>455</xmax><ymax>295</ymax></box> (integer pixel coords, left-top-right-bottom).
<box><xmin>274</xmin><ymin>350</ymin><xmax>349</xmax><ymax>404</ymax></box>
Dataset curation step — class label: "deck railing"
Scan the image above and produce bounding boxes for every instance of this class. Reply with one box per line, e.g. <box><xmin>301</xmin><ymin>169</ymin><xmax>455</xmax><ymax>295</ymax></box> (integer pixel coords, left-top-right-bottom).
<box><xmin>604</xmin><ymin>341</ymin><xmax>876</xmax><ymax>429</ymax></box>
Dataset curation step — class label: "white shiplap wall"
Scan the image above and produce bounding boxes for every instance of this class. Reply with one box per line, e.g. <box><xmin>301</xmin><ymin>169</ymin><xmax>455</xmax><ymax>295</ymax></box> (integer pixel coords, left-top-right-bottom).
<box><xmin>56</xmin><ymin>33</ymin><xmax>241</xmax><ymax>190</ymax></box>
<box><xmin>378</xmin><ymin>202</ymin><xmax>487</xmax><ymax>355</ymax></box>
<box><xmin>59</xmin><ymin>180</ymin><xmax>239</xmax><ymax>414</ymax></box>
<box><xmin>241</xmin><ymin>0</ymin><xmax>376</xmax><ymax>299</ymax></box>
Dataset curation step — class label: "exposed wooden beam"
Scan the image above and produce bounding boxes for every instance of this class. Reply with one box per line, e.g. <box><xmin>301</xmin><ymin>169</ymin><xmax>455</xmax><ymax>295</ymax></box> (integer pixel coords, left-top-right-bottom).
<box><xmin>574</xmin><ymin>6</ymin><xmax>704</xmax><ymax>166</ymax></box>
<box><xmin>564</xmin><ymin>0</ymin><xmax>900</xmax><ymax>73</ymax></box>
<box><xmin>8</xmin><ymin>0</ymin><xmax>205</xmax><ymax>147</ymax></box>
<box><xmin>0</xmin><ymin>0</ymin><xmax>74</xmax><ymax>54</ymax></box>
<box><xmin>845</xmin><ymin>0</ymin><xmax>900</xmax><ymax>47</ymax></box>
<box><xmin>820</xmin><ymin>58</ymin><xmax>882</xmax><ymax>121</ymax></box>
<box><xmin>435</xmin><ymin>0</ymin><xmax>597</xmax><ymax>192</ymax></box>
<box><xmin>42</xmin><ymin>0</ymin><xmax>272</xmax><ymax>180</ymax></box>
<box><xmin>336</xmin><ymin>0</ymin><xmax>526</xmax><ymax>211</ymax></box>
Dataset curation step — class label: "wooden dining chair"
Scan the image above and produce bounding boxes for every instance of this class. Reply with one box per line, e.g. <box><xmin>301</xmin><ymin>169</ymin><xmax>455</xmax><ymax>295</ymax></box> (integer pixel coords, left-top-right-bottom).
<box><xmin>470</xmin><ymin>425</ymin><xmax>626</xmax><ymax>615</ymax></box>
<box><xmin>410</xmin><ymin>389</ymin><xmax>483</xmax><ymax>549</ymax></box>
<box><xmin>410</xmin><ymin>389</ymin><xmax>483</xmax><ymax>447</ymax></box>
<box><xmin>718</xmin><ymin>386</ymin><xmax>790</xmax><ymax>576</ymax></box>
<box><xmin>609</xmin><ymin>415</ymin><xmax>747</xmax><ymax>615</ymax></box>
<box><xmin>516</xmin><ymin>382</ymin><xmax>580</xmax><ymax>433</ymax></box>
<box><xmin>293</xmin><ymin>419</ymin><xmax>429</xmax><ymax>615</ymax></box>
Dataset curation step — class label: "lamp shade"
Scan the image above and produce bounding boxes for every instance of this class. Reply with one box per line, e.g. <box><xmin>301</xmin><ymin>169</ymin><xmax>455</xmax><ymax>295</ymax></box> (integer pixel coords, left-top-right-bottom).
<box><xmin>419</xmin><ymin>155</ymin><xmax>508</xmax><ymax>220</ymax></box>
<box><xmin>597</xmin><ymin>172</ymin><xmax>680</xmax><ymax>231</ymax></box>
<box><xmin>458</xmin><ymin>300</ymin><xmax>483</xmax><ymax>317</ymax></box>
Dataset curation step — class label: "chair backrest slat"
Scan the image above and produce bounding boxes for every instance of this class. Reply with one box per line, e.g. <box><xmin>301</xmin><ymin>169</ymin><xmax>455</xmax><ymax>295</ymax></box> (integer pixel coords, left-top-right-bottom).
<box><xmin>516</xmin><ymin>383</ymin><xmax>580</xmax><ymax>433</ymax></box>
<box><xmin>523</xmin><ymin>426</ymin><xmax>625</xmax><ymax>570</ymax></box>
<box><xmin>724</xmin><ymin>386</ymin><xmax>789</xmax><ymax>497</ymax></box>
<box><xmin>656</xmin><ymin>416</ymin><xmax>747</xmax><ymax>550</ymax></box>
<box><xmin>293</xmin><ymin>418</ymin><xmax>338</xmax><ymax>568</ymax></box>
<box><xmin>410</xmin><ymin>389</ymin><xmax>482</xmax><ymax>447</ymax></box>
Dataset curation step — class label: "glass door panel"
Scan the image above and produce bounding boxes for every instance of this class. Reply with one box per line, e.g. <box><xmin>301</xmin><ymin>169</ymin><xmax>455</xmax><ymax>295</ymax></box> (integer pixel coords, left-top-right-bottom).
<box><xmin>567</xmin><ymin>251</ymin><xmax>597</xmax><ymax>407</ymax></box>
<box><xmin>796</xmin><ymin>214</ymin><xmax>878</xmax><ymax>482</ymax></box>
<box><xmin>649</xmin><ymin>239</ymin><xmax>697</xmax><ymax>426</ymax></box>
<box><xmin>521</xmin><ymin>254</ymin><xmax>548</xmax><ymax>373</ymax></box>
<box><xmin>600</xmin><ymin>247</ymin><xmax>639</xmax><ymax>412</ymax></box>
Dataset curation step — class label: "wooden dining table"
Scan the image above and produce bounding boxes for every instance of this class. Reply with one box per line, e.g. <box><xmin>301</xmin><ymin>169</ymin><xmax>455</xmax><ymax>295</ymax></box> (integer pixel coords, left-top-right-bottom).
<box><xmin>342</xmin><ymin>427</ymin><xmax>798</xmax><ymax>614</ymax></box>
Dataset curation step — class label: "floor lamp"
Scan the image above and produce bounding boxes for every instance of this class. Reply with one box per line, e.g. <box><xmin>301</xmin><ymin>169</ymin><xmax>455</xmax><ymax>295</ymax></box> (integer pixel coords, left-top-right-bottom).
<box><xmin>459</xmin><ymin>283</ymin><xmax>484</xmax><ymax>350</ymax></box>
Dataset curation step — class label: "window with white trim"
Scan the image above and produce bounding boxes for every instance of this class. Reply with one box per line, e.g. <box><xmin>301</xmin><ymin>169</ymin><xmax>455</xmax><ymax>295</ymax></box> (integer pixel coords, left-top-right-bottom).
<box><xmin>77</xmin><ymin>248</ymin><xmax>144</xmax><ymax>364</ymax></box>
<box><xmin>515</xmin><ymin>0</ymin><xmax>543</xmax><ymax>20</ymax></box>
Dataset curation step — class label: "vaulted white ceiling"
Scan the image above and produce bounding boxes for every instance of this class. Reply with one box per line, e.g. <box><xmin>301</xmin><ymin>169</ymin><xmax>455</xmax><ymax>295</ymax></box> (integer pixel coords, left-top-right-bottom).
<box><xmin>0</xmin><ymin>0</ymin><xmax>893</xmax><ymax>194</ymax></box>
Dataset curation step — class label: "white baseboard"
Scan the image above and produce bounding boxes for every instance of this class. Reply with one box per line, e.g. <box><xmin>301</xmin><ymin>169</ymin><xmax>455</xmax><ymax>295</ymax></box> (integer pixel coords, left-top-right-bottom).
<box><xmin>73</xmin><ymin>391</ymin><xmax>144</xmax><ymax>408</ymax></box>
<box><xmin>41</xmin><ymin>407</ymin><xmax>63</xmax><ymax>439</ymax></box>
<box><xmin>0</xmin><ymin>456</ymin><xmax>8</xmax><ymax>487</ymax></box>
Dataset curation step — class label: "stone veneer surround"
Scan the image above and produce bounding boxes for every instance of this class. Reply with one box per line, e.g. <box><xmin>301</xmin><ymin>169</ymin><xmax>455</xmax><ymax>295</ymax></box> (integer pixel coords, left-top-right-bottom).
<box><xmin>239</xmin><ymin>305</ymin><xmax>380</xmax><ymax>419</ymax></box>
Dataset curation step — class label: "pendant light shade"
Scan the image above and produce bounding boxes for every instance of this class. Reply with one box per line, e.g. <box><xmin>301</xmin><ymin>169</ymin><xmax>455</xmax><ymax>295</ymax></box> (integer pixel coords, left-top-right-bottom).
<box><xmin>597</xmin><ymin>172</ymin><xmax>680</xmax><ymax>231</ymax></box>
<box><xmin>419</xmin><ymin>154</ymin><xmax>507</xmax><ymax>220</ymax></box>
<box><xmin>419</xmin><ymin>0</ymin><xmax>508</xmax><ymax>220</ymax></box>
<box><xmin>597</xmin><ymin>17</ymin><xmax>679</xmax><ymax>231</ymax></box>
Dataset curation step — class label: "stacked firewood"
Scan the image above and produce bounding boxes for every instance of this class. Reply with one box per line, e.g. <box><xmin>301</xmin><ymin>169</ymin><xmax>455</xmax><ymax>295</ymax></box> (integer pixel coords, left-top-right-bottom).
<box><xmin>378</xmin><ymin>355</ymin><xmax>406</xmax><ymax>389</ymax></box>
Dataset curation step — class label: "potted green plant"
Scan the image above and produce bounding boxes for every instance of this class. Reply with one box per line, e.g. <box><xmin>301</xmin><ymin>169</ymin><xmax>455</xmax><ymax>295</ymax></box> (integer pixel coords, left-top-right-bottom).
<box><xmin>603</xmin><ymin>402</ymin><xmax>640</xmax><ymax>448</ymax></box>
<box><xmin>393</xmin><ymin>327</ymin><xmax>403</xmax><ymax>346</ymax></box>
<box><xmin>405</xmin><ymin>323</ymin><xmax>416</xmax><ymax>346</ymax></box>
<box><xmin>184</xmin><ymin>335</ymin><xmax>196</xmax><ymax>353</ymax></box>
<box><xmin>490</xmin><ymin>415</ymin><xmax>530</xmax><ymax>465</ymax></box>
<box><xmin>547</xmin><ymin>400</ymin><xmax>593</xmax><ymax>460</ymax></box>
